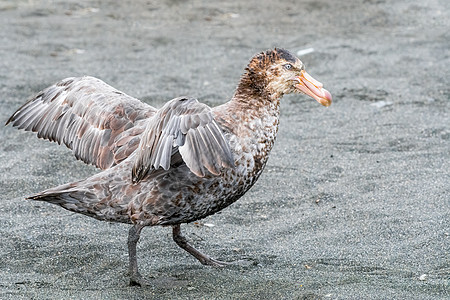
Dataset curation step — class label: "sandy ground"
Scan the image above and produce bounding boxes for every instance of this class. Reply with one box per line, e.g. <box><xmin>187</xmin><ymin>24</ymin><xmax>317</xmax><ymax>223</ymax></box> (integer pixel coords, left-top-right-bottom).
<box><xmin>0</xmin><ymin>0</ymin><xmax>449</xmax><ymax>299</ymax></box>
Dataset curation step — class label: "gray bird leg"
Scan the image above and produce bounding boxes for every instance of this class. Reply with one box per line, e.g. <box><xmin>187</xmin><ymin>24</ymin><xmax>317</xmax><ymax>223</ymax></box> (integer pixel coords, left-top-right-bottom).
<box><xmin>128</xmin><ymin>224</ymin><xmax>149</xmax><ymax>286</ymax></box>
<box><xmin>172</xmin><ymin>224</ymin><xmax>229</xmax><ymax>267</ymax></box>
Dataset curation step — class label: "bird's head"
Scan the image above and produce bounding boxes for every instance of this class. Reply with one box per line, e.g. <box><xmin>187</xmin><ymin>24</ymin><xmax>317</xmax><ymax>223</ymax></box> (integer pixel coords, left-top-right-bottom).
<box><xmin>240</xmin><ymin>48</ymin><xmax>332</xmax><ymax>106</ymax></box>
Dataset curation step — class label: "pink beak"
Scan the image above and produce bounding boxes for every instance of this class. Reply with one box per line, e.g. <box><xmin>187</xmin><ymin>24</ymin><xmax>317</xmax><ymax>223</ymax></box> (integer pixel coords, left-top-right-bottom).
<box><xmin>295</xmin><ymin>70</ymin><xmax>332</xmax><ymax>107</ymax></box>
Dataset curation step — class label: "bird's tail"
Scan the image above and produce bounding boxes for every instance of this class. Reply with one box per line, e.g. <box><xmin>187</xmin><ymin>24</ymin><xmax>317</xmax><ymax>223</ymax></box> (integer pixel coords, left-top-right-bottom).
<box><xmin>28</xmin><ymin>181</ymin><xmax>131</xmax><ymax>223</ymax></box>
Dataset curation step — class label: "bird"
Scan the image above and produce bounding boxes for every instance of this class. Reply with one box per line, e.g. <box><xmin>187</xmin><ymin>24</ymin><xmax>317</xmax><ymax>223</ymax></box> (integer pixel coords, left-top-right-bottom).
<box><xmin>6</xmin><ymin>48</ymin><xmax>332</xmax><ymax>286</ymax></box>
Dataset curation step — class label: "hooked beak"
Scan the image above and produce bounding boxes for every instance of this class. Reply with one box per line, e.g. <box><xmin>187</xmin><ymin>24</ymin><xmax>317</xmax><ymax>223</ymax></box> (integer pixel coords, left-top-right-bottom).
<box><xmin>295</xmin><ymin>70</ymin><xmax>332</xmax><ymax>107</ymax></box>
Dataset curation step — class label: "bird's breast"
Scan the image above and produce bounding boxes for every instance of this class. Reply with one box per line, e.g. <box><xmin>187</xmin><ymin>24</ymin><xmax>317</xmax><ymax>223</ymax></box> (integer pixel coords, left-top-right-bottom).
<box><xmin>223</xmin><ymin>106</ymin><xmax>280</xmax><ymax>191</ymax></box>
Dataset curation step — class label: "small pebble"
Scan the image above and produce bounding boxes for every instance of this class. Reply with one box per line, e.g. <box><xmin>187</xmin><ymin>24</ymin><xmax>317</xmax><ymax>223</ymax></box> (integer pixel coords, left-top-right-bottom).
<box><xmin>371</xmin><ymin>101</ymin><xmax>392</xmax><ymax>108</ymax></box>
<box><xmin>418</xmin><ymin>274</ymin><xmax>427</xmax><ymax>281</ymax></box>
<box><xmin>296</xmin><ymin>48</ymin><xmax>315</xmax><ymax>56</ymax></box>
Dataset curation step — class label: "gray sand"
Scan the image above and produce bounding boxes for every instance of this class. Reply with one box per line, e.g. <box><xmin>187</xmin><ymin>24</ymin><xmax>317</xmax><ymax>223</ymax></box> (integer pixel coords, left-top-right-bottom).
<box><xmin>0</xmin><ymin>0</ymin><xmax>449</xmax><ymax>299</ymax></box>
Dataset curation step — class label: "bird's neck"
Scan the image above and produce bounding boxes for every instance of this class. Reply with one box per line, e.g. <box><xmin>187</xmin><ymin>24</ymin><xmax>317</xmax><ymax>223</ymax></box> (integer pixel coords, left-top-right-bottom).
<box><xmin>215</xmin><ymin>79</ymin><xmax>282</xmax><ymax>132</ymax></box>
<box><xmin>233</xmin><ymin>69</ymin><xmax>284</xmax><ymax>104</ymax></box>
<box><xmin>212</xmin><ymin>75</ymin><xmax>282</xmax><ymax>191</ymax></box>
<box><xmin>213</xmin><ymin>71</ymin><xmax>283</xmax><ymax>166</ymax></box>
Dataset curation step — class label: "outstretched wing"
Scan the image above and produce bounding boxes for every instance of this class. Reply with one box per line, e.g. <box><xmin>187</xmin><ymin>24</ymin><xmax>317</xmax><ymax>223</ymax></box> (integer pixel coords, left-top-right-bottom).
<box><xmin>132</xmin><ymin>97</ymin><xmax>234</xmax><ymax>182</ymax></box>
<box><xmin>6</xmin><ymin>76</ymin><xmax>156</xmax><ymax>169</ymax></box>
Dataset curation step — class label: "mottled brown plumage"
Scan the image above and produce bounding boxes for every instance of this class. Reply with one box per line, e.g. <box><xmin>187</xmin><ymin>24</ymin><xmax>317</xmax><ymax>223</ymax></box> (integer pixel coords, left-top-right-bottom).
<box><xmin>6</xmin><ymin>48</ymin><xmax>332</xmax><ymax>286</ymax></box>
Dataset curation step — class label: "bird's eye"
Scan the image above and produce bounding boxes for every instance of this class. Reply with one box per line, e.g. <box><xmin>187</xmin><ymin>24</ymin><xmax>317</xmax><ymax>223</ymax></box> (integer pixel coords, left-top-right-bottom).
<box><xmin>284</xmin><ymin>64</ymin><xmax>293</xmax><ymax>70</ymax></box>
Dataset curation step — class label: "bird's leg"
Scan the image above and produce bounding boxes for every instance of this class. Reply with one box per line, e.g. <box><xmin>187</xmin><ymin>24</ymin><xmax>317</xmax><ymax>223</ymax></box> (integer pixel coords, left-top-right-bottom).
<box><xmin>172</xmin><ymin>224</ymin><xmax>229</xmax><ymax>267</ymax></box>
<box><xmin>128</xmin><ymin>224</ymin><xmax>149</xmax><ymax>286</ymax></box>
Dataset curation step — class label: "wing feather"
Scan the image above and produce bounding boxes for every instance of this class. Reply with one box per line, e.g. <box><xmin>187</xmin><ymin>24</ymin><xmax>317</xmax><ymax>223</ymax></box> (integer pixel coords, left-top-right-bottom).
<box><xmin>196</xmin><ymin>126</ymin><xmax>220</xmax><ymax>174</ymax></box>
<box><xmin>6</xmin><ymin>76</ymin><xmax>156</xmax><ymax>169</ymax></box>
<box><xmin>182</xmin><ymin>132</ymin><xmax>204</xmax><ymax>177</ymax></box>
<box><xmin>132</xmin><ymin>97</ymin><xmax>234</xmax><ymax>183</ymax></box>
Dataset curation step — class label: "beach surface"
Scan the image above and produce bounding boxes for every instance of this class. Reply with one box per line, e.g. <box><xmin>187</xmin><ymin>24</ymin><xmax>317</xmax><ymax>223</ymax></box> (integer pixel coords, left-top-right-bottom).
<box><xmin>0</xmin><ymin>0</ymin><xmax>448</xmax><ymax>299</ymax></box>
